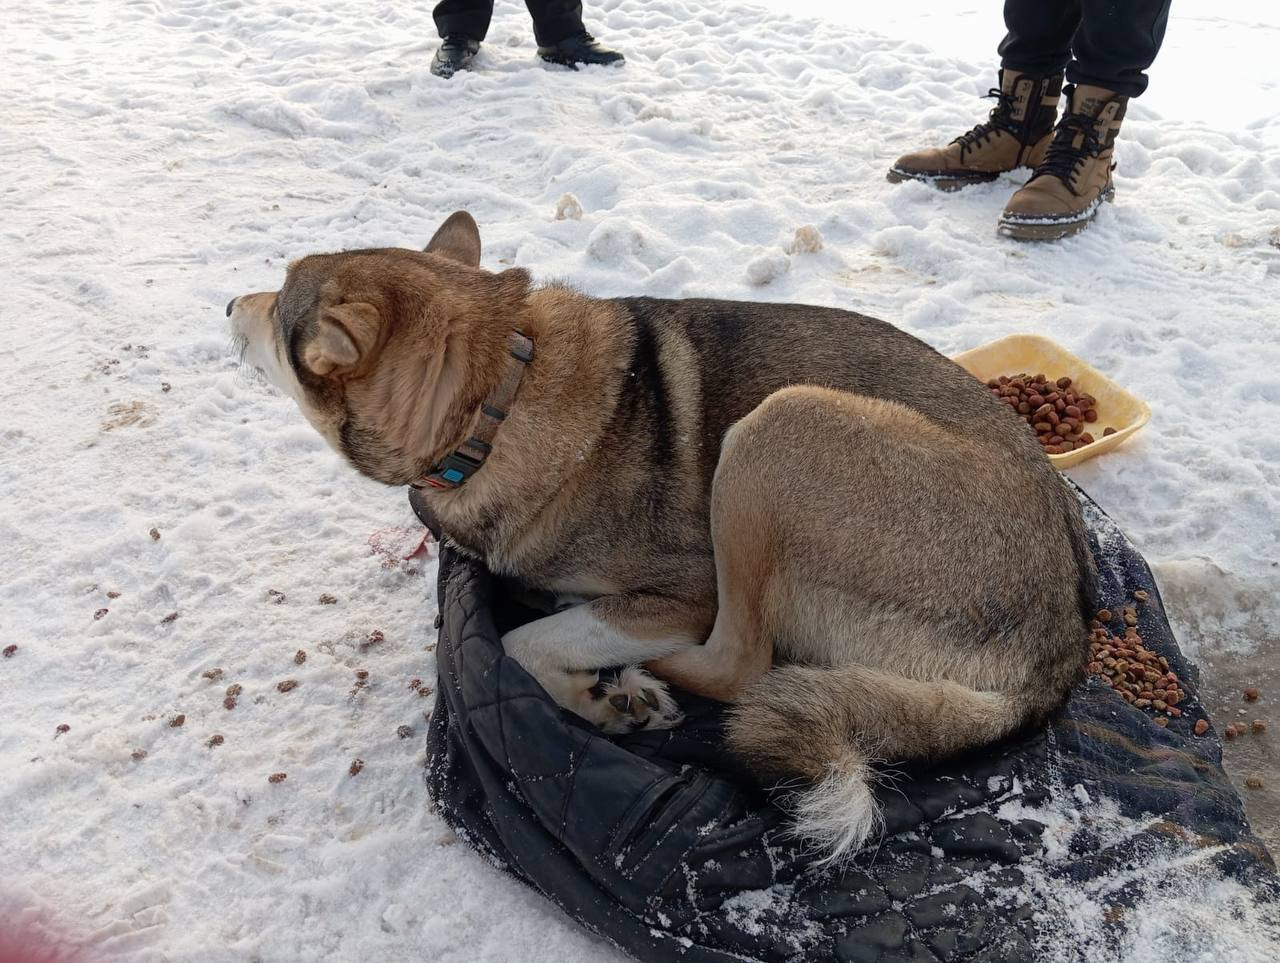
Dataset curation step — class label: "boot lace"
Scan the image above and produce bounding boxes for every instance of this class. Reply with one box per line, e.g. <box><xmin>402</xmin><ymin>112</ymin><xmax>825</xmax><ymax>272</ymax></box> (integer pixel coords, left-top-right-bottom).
<box><xmin>950</xmin><ymin>88</ymin><xmax>1019</xmax><ymax>158</ymax></box>
<box><xmin>1033</xmin><ymin>112</ymin><xmax>1102</xmax><ymax>195</ymax></box>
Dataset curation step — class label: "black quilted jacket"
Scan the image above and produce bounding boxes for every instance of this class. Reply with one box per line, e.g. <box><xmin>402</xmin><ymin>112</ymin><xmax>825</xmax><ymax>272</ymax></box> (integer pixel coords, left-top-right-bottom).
<box><xmin>423</xmin><ymin>488</ymin><xmax>1278</xmax><ymax>962</ymax></box>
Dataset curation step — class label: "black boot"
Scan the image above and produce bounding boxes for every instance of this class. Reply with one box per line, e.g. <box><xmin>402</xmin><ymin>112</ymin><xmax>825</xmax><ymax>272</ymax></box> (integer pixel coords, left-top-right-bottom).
<box><xmin>537</xmin><ymin>32</ymin><xmax>624</xmax><ymax>69</ymax></box>
<box><xmin>431</xmin><ymin>35</ymin><xmax>479</xmax><ymax>78</ymax></box>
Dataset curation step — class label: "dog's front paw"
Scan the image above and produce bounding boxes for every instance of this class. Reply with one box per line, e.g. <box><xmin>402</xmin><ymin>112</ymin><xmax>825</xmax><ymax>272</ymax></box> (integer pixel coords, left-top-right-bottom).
<box><xmin>580</xmin><ymin>666</ymin><xmax>683</xmax><ymax>734</ymax></box>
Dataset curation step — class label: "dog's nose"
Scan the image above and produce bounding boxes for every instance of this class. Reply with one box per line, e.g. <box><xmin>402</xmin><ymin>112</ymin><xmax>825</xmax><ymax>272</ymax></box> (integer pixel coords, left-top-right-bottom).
<box><xmin>225</xmin><ymin>297</ymin><xmax>237</xmax><ymax>318</ymax></box>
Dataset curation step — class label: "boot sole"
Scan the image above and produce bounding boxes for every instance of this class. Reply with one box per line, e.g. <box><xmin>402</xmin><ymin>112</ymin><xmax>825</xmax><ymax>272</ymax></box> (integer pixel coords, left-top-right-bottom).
<box><xmin>996</xmin><ymin>186</ymin><xmax>1115</xmax><ymax>242</ymax></box>
<box><xmin>431</xmin><ymin>57</ymin><xmax>476</xmax><ymax>79</ymax></box>
<box><xmin>885</xmin><ymin>166</ymin><xmax>1002</xmax><ymax>193</ymax></box>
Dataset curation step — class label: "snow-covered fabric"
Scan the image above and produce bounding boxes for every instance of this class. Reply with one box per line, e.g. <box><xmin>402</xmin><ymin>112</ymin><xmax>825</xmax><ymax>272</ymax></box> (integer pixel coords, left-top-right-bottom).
<box><xmin>426</xmin><ymin>488</ymin><xmax>1279</xmax><ymax>962</ymax></box>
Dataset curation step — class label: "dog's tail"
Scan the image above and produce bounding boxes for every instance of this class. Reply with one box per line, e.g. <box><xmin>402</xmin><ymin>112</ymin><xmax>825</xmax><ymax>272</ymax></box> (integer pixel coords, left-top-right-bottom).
<box><xmin>726</xmin><ymin>664</ymin><xmax>1029</xmax><ymax>865</ymax></box>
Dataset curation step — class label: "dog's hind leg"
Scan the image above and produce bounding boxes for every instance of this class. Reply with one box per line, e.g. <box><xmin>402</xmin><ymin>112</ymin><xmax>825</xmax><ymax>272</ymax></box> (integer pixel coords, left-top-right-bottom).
<box><xmin>683</xmin><ymin>384</ymin><xmax>1076</xmax><ymax>864</ymax></box>
<box><xmin>646</xmin><ymin>422</ymin><xmax>780</xmax><ymax>701</ymax></box>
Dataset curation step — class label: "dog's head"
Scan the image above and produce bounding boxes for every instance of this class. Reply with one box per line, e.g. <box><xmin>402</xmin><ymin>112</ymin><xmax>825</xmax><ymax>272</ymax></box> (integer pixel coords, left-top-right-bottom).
<box><xmin>228</xmin><ymin>211</ymin><xmax>531</xmax><ymax>485</ymax></box>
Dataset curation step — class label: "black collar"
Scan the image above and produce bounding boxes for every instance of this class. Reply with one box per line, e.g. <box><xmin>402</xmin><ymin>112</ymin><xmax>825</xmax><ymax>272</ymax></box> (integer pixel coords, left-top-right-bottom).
<box><xmin>411</xmin><ymin>331</ymin><xmax>534</xmax><ymax>491</ymax></box>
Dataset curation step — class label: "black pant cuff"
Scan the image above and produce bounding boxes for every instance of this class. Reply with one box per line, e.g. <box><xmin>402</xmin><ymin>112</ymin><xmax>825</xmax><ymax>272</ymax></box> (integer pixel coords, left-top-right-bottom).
<box><xmin>435</xmin><ymin>15</ymin><xmax>486</xmax><ymax>42</ymax></box>
<box><xmin>533</xmin><ymin>18</ymin><xmax>587</xmax><ymax>48</ymax></box>
<box><xmin>1066</xmin><ymin>65</ymin><xmax>1147</xmax><ymax>98</ymax></box>
<box><xmin>998</xmin><ymin>57</ymin><xmax>1070</xmax><ymax>79</ymax></box>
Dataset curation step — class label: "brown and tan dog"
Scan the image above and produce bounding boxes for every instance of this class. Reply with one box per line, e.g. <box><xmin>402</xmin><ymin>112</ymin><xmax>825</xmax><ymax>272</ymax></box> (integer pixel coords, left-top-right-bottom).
<box><xmin>228</xmin><ymin>211</ymin><xmax>1097</xmax><ymax>862</ymax></box>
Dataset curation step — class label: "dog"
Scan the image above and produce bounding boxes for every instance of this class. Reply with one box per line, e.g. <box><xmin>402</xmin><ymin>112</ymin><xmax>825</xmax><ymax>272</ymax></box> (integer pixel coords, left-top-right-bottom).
<box><xmin>228</xmin><ymin>210</ymin><xmax>1097</xmax><ymax>862</ymax></box>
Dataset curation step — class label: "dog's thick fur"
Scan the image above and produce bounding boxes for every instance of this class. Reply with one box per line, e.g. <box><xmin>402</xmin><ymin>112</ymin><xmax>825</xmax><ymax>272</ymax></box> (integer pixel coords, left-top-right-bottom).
<box><xmin>229</xmin><ymin>211</ymin><xmax>1097</xmax><ymax>862</ymax></box>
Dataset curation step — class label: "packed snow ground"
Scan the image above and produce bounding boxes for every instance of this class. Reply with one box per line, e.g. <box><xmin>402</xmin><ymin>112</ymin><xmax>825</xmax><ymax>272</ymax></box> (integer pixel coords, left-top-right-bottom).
<box><xmin>2</xmin><ymin>0</ymin><xmax>1278</xmax><ymax>960</ymax></box>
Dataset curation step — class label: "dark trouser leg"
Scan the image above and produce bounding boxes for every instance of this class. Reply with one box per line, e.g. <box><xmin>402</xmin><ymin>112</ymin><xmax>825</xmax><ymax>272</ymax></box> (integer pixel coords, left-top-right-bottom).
<box><xmin>999</xmin><ymin>0</ymin><xmax>1173</xmax><ymax>99</ymax></box>
<box><xmin>434</xmin><ymin>0</ymin><xmax>495</xmax><ymax>41</ymax></box>
<box><xmin>524</xmin><ymin>0</ymin><xmax>585</xmax><ymax>46</ymax></box>
<box><xmin>998</xmin><ymin>0</ymin><xmax>1081</xmax><ymax>79</ymax></box>
<box><xmin>1069</xmin><ymin>0</ymin><xmax>1172</xmax><ymax>98</ymax></box>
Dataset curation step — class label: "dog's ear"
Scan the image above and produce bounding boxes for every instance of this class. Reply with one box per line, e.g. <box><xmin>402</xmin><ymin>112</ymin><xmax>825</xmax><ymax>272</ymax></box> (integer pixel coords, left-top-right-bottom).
<box><xmin>303</xmin><ymin>301</ymin><xmax>382</xmax><ymax>377</ymax></box>
<box><xmin>425</xmin><ymin>210</ymin><xmax>481</xmax><ymax>267</ymax></box>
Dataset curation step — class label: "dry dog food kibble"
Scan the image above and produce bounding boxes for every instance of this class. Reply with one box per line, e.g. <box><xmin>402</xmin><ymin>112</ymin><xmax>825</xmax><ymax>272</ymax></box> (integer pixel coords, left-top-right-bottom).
<box><xmin>1193</xmin><ymin>719</ymin><xmax>1209</xmax><ymax>736</ymax></box>
<box><xmin>277</xmin><ymin>679</ymin><xmax>298</xmax><ymax>693</ymax></box>
<box><xmin>294</xmin><ymin>650</ymin><xmax>307</xmax><ymax>665</ymax></box>
<box><xmin>1246</xmin><ymin>776</ymin><xmax>1264</xmax><ymax>789</ymax></box>
<box><xmin>2</xmin><ymin>645</ymin><xmax>16</xmax><ymax>657</ymax></box>
<box><xmin>1085</xmin><ymin>598</ymin><xmax>1187</xmax><ymax>722</ymax></box>
<box><xmin>1252</xmin><ymin>719</ymin><xmax>1267</xmax><ymax>734</ymax></box>
<box><xmin>1244</xmin><ymin>687</ymin><xmax>1260</xmax><ymax>702</ymax></box>
<box><xmin>207</xmin><ymin>734</ymin><xmax>224</xmax><ymax>747</ymax></box>
<box><xmin>349</xmin><ymin>758</ymin><xmax>364</xmax><ymax>777</ymax></box>
<box><xmin>268</xmin><ymin>772</ymin><xmax>287</xmax><ymax>784</ymax></box>
<box><xmin>984</xmin><ymin>372</ymin><xmax>1102</xmax><ymax>455</ymax></box>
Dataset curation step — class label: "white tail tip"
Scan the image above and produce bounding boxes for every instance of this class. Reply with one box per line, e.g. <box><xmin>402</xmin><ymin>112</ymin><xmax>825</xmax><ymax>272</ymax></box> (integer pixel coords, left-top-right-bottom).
<box><xmin>788</xmin><ymin>756</ymin><xmax>884</xmax><ymax>867</ymax></box>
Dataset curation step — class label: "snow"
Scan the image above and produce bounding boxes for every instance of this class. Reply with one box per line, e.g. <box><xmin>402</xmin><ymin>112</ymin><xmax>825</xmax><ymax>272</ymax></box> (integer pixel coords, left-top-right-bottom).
<box><xmin>2</xmin><ymin>0</ymin><xmax>1277</xmax><ymax>960</ymax></box>
<box><xmin>981</xmin><ymin>779</ymin><xmax>1280</xmax><ymax>963</ymax></box>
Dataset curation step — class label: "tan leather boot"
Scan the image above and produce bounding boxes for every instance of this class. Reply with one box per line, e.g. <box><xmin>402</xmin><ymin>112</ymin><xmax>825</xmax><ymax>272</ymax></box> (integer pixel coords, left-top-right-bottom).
<box><xmin>887</xmin><ymin>70</ymin><xmax>1062</xmax><ymax>191</ymax></box>
<box><xmin>998</xmin><ymin>84</ymin><xmax>1128</xmax><ymax>241</ymax></box>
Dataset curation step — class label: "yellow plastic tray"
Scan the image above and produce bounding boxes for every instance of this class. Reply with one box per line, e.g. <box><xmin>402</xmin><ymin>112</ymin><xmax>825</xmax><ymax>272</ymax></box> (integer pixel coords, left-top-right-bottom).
<box><xmin>951</xmin><ymin>333</ymin><xmax>1151</xmax><ymax>468</ymax></box>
